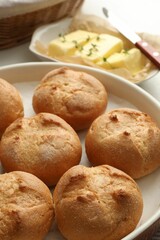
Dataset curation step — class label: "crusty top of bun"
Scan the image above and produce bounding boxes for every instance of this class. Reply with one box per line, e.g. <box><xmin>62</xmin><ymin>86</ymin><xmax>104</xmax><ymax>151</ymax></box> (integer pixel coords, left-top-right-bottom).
<box><xmin>32</xmin><ymin>67</ymin><xmax>107</xmax><ymax>130</ymax></box>
<box><xmin>0</xmin><ymin>171</ymin><xmax>54</xmax><ymax>240</ymax></box>
<box><xmin>85</xmin><ymin>108</ymin><xmax>160</xmax><ymax>178</ymax></box>
<box><xmin>0</xmin><ymin>113</ymin><xmax>82</xmax><ymax>186</ymax></box>
<box><xmin>54</xmin><ymin>164</ymin><xmax>143</xmax><ymax>240</ymax></box>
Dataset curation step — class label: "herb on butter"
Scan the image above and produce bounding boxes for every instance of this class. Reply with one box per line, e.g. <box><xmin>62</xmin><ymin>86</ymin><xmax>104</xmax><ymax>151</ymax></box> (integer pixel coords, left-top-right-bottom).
<box><xmin>103</xmin><ymin>57</ymin><xmax>113</xmax><ymax>68</ymax></box>
<box><xmin>123</xmin><ymin>49</ymin><xmax>129</xmax><ymax>55</ymax></box>
<box><xmin>79</xmin><ymin>46</ymin><xmax>84</xmax><ymax>52</ymax></box>
<box><xmin>58</xmin><ymin>33</ymin><xmax>66</xmax><ymax>43</ymax></box>
<box><xmin>86</xmin><ymin>36</ymin><xmax>91</xmax><ymax>42</ymax></box>
<box><xmin>87</xmin><ymin>48</ymin><xmax>93</xmax><ymax>56</ymax></box>
<box><xmin>91</xmin><ymin>43</ymin><xmax>98</xmax><ymax>52</ymax></box>
<box><xmin>86</xmin><ymin>44</ymin><xmax>99</xmax><ymax>56</ymax></box>
<box><xmin>96</xmin><ymin>36</ymin><xmax>100</xmax><ymax>41</ymax></box>
<box><xmin>72</xmin><ymin>40</ymin><xmax>79</xmax><ymax>49</ymax></box>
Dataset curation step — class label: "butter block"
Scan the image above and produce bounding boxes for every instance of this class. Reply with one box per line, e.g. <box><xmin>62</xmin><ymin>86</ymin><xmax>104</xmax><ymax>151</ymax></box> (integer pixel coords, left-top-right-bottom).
<box><xmin>48</xmin><ymin>30</ymin><xmax>98</xmax><ymax>57</ymax></box>
<box><xmin>75</xmin><ymin>33</ymin><xmax>123</xmax><ymax>62</ymax></box>
<box><xmin>97</xmin><ymin>48</ymin><xmax>143</xmax><ymax>74</ymax></box>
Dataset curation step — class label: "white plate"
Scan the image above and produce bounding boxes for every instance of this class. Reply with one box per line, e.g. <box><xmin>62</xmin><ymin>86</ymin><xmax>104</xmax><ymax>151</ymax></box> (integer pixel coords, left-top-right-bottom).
<box><xmin>29</xmin><ymin>18</ymin><xmax>72</xmax><ymax>62</ymax></box>
<box><xmin>29</xmin><ymin>18</ymin><xmax>159</xmax><ymax>84</ymax></box>
<box><xmin>0</xmin><ymin>62</ymin><xmax>160</xmax><ymax>240</ymax></box>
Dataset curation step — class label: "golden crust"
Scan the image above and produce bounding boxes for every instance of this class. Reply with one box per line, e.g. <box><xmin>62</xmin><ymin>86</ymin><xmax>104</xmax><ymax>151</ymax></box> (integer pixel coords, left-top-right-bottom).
<box><xmin>85</xmin><ymin>108</ymin><xmax>160</xmax><ymax>179</ymax></box>
<box><xmin>0</xmin><ymin>171</ymin><xmax>54</xmax><ymax>240</ymax></box>
<box><xmin>0</xmin><ymin>78</ymin><xmax>24</xmax><ymax>138</ymax></box>
<box><xmin>0</xmin><ymin>112</ymin><xmax>82</xmax><ymax>186</ymax></box>
<box><xmin>32</xmin><ymin>67</ymin><xmax>107</xmax><ymax>130</ymax></box>
<box><xmin>53</xmin><ymin>165</ymin><xmax>143</xmax><ymax>240</ymax></box>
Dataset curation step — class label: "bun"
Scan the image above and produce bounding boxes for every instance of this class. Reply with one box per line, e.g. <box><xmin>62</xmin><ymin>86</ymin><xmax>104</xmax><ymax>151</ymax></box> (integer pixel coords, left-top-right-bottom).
<box><xmin>53</xmin><ymin>164</ymin><xmax>143</xmax><ymax>240</ymax></box>
<box><xmin>0</xmin><ymin>171</ymin><xmax>54</xmax><ymax>240</ymax></box>
<box><xmin>0</xmin><ymin>78</ymin><xmax>24</xmax><ymax>138</ymax></box>
<box><xmin>32</xmin><ymin>67</ymin><xmax>107</xmax><ymax>130</ymax></box>
<box><xmin>85</xmin><ymin>108</ymin><xmax>160</xmax><ymax>179</ymax></box>
<box><xmin>0</xmin><ymin>112</ymin><xmax>82</xmax><ymax>186</ymax></box>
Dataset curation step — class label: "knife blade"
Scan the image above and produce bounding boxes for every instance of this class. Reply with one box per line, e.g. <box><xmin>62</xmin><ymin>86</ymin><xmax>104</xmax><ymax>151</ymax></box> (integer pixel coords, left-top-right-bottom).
<box><xmin>102</xmin><ymin>7</ymin><xmax>160</xmax><ymax>69</ymax></box>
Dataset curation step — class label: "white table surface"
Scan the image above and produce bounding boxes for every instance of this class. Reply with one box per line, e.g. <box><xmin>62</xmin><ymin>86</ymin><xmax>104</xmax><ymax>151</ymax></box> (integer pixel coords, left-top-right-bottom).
<box><xmin>0</xmin><ymin>0</ymin><xmax>160</xmax><ymax>239</ymax></box>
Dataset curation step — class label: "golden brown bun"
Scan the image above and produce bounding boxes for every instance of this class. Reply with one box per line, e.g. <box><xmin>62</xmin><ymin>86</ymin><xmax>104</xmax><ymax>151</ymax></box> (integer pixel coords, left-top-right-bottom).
<box><xmin>0</xmin><ymin>78</ymin><xmax>24</xmax><ymax>138</ymax></box>
<box><xmin>85</xmin><ymin>108</ymin><xmax>160</xmax><ymax>179</ymax></box>
<box><xmin>32</xmin><ymin>67</ymin><xmax>107</xmax><ymax>130</ymax></box>
<box><xmin>54</xmin><ymin>165</ymin><xmax>143</xmax><ymax>240</ymax></box>
<box><xmin>0</xmin><ymin>171</ymin><xmax>54</xmax><ymax>240</ymax></box>
<box><xmin>0</xmin><ymin>112</ymin><xmax>82</xmax><ymax>186</ymax></box>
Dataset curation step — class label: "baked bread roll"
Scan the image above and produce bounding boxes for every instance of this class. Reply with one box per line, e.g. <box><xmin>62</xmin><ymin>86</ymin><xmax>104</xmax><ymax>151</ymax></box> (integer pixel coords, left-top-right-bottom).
<box><xmin>0</xmin><ymin>78</ymin><xmax>24</xmax><ymax>138</ymax></box>
<box><xmin>0</xmin><ymin>171</ymin><xmax>54</xmax><ymax>240</ymax></box>
<box><xmin>54</xmin><ymin>165</ymin><xmax>143</xmax><ymax>240</ymax></box>
<box><xmin>32</xmin><ymin>67</ymin><xmax>107</xmax><ymax>130</ymax></box>
<box><xmin>85</xmin><ymin>108</ymin><xmax>160</xmax><ymax>179</ymax></box>
<box><xmin>0</xmin><ymin>112</ymin><xmax>82</xmax><ymax>186</ymax></box>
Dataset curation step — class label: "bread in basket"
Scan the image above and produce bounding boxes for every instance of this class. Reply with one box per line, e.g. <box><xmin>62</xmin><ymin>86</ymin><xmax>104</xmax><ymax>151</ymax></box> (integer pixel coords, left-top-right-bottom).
<box><xmin>0</xmin><ymin>0</ymin><xmax>84</xmax><ymax>49</ymax></box>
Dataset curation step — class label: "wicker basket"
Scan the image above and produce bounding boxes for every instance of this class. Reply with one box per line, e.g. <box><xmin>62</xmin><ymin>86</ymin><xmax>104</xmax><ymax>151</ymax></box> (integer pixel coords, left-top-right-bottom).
<box><xmin>0</xmin><ymin>0</ymin><xmax>84</xmax><ymax>49</ymax></box>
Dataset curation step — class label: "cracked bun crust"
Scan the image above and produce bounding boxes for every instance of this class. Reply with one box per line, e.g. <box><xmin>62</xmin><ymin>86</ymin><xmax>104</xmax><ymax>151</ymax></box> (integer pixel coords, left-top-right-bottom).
<box><xmin>0</xmin><ymin>171</ymin><xmax>54</xmax><ymax>240</ymax></box>
<box><xmin>32</xmin><ymin>67</ymin><xmax>107</xmax><ymax>131</ymax></box>
<box><xmin>0</xmin><ymin>113</ymin><xmax>82</xmax><ymax>186</ymax></box>
<box><xmin>53</xmin><ymin>165</ymin><xmax>143</xmax><ymax>240</ymax></box>
<box><xmin>85</xmin><ymin>108</ymin><xmax>160</xmax><ymax>179</ymax></box>
<box><xmin>0</xmin><ymin>78</ymin><xmax>24</xmax><ymax>138</ymax></box>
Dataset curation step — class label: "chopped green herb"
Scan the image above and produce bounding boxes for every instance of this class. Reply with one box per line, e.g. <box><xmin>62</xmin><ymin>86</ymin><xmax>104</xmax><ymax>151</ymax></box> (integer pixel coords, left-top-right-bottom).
<box><xmin>103</xmin><ymin>57</ymin><xmax>107</xmax><ymax>62</ymax></box>
<box><xmin>91</xmin><ymin>43</ymin><xmax>98</xmax><ymax>52</ymax></box>
<box><xmin>87</xmin><ymin>48</ymin><xmax>93</xmax><ymax>56</ymax></box>
<box><xmin>79</xmin><ymin>46</ymin><xmax>83</xmax><ymax>52</ymax></box>
<box><xmin>103</xmin><ymin>57</ymin><xmax>113</xmax><ymax>68</ymax></box>
<box><xmin>91</xmin><ymin>43</ymin><xmax>97</xmax><ymax>48</ymax></box>
<box><xmin>86</xmin><ymin>36</ymin><xmax>90</xmax><ymax>42</ymax></box>
<box><xmin>58</xmin><ymin>33</ymin><xmax>66</xmax><ymax>42</ymax></box>
<box><xmin>72</xmin><ymin>40</ymin><xmax>79</xmax><ymax>48</ymax></box>
<box><xmin>123</xmin><ymin>49</ymin><xmax>129</xmax><ymax>54</ymax></box>
<box><xmin>72</xmin><ymin>40</ymin><xmax>77</xmax><ymax>44</ymax></box>
<box><xmin>96</xmin><ymin>36</ymin><xmax>100</xmax><ymax>41</ymax></box>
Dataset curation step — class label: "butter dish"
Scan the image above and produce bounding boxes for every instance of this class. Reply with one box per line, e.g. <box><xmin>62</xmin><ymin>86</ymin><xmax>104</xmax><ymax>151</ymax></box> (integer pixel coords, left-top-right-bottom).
<box><xmin>29</xmin><ymin>17</ymin><xmax>159</xmax><ymax>83</ymax></box>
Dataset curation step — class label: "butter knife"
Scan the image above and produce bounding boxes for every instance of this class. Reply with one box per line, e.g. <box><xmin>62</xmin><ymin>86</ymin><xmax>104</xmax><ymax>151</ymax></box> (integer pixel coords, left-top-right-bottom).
<box><xmin>102</xmin><ymin>7</ymin><xmax>160</xmax><ymax>69</ymax></box>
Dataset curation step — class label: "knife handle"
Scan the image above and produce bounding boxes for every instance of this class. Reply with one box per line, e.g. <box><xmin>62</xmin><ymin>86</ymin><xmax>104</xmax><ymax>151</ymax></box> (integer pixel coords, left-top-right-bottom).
<box><xmin>135</xmin><ymin>40</ymin><xmax>160</xmax><ymax>69</ymax></box>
